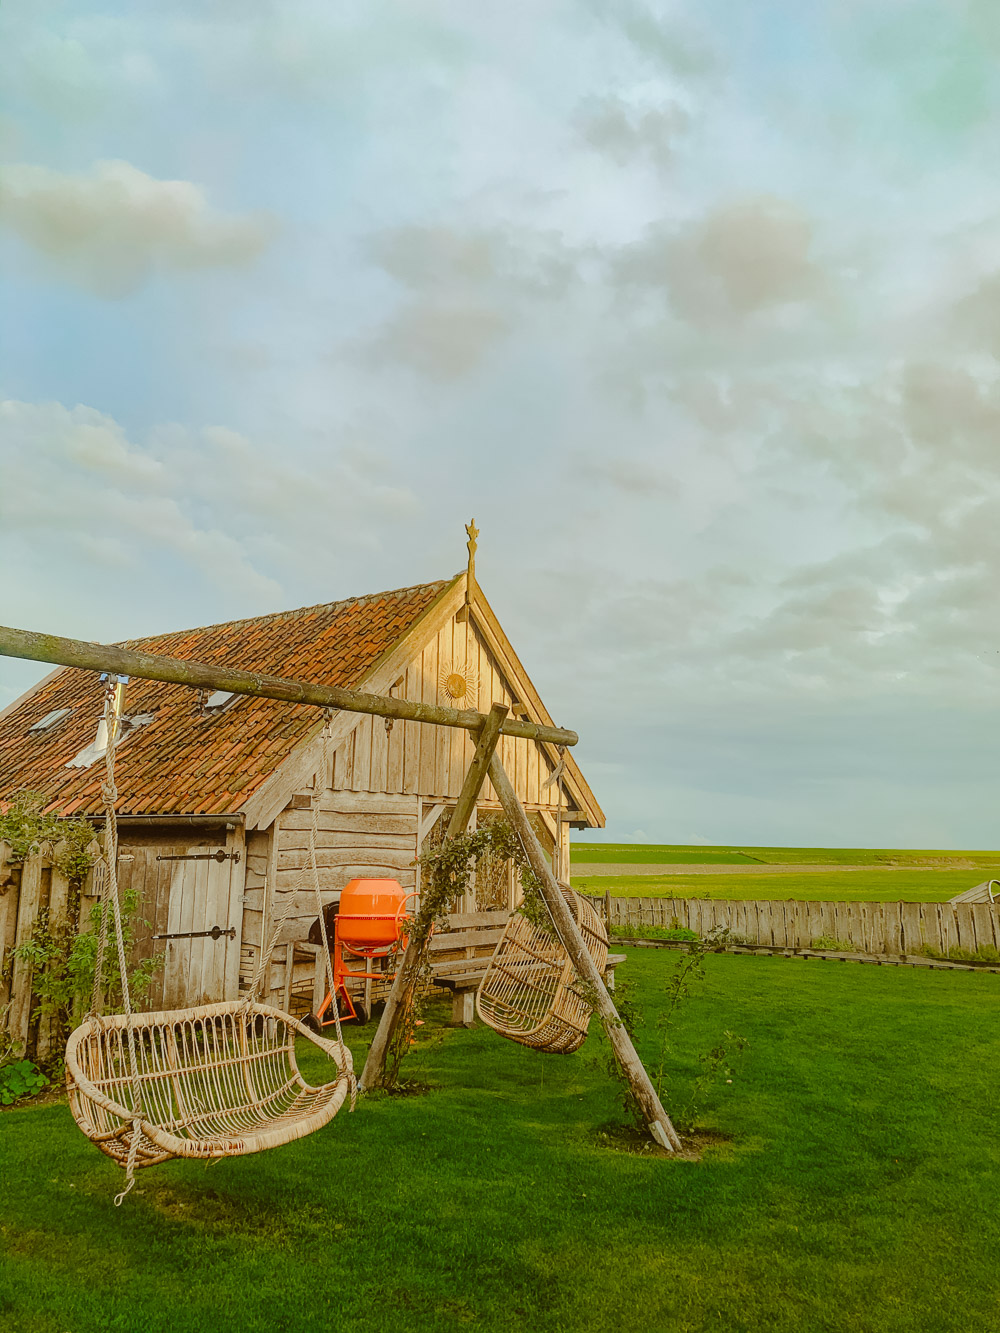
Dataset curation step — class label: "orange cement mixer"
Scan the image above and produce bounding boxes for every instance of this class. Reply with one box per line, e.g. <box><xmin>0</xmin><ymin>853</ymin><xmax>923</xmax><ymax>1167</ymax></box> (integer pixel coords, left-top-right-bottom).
<box><xmin>311</xmin><ymin>878</ymin><xmax>415</xmax><ymax>1027</ymax></box>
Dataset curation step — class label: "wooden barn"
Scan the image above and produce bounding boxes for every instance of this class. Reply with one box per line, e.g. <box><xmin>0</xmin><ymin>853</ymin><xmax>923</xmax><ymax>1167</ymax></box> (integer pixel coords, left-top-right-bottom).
<box><xmin>0</xmin><ymin>561</ymin><xmax>604</xmax><ymax>1023</ymax></box>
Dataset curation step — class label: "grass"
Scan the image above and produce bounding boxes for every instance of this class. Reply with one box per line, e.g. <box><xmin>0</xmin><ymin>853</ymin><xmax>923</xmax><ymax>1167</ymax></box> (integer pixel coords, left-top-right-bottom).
<box><xmin>571</xmin><ymin>842</ymin><xmax>1000</xmax><ymax>867</ymax></box>
<box><xmin>3</xmin><ymin>952</ymin><xmax>1000</xmax><ymax>1332</ymax></box>
<box><xmin>572</xmin><ymin>868</ymin><xmax>991</xmax><ymax>902</ymax></box>
<box><xmin>572</xmin><ymin>845</ymin><xmax>762</xmax><ymax>865</ymax></box>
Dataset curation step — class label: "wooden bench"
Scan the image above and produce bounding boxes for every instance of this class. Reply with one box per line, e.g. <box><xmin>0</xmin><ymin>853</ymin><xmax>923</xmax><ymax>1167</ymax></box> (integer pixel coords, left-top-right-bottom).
<box><xmin>429</xmin><ymin>910</ymin><xmax>626</xmax><ymax>1026</ymax></box>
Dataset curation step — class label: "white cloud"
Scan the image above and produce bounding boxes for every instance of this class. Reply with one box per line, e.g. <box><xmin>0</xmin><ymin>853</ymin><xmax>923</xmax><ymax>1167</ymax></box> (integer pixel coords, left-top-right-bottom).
<box><xmin>0</xmin><ymin>160</ymin><xmax>276</xmax><ymax>296</ymax></box>
<box><xmin>574</xmin><ymin>454</ymin><xmax>678</xmax><ymax>497</ymax></box>
<box><xmin>358</xmin><ymin>223</ymin><xmax>578</xmax><ymax>380</ymax></box>
<box><xmin>576</xmin><ymin>95</ymin><xmax>690</xmax><ymax>171</ymax></box>
<box><xmin>367</xmin><ymin>304</ymin><xmax>512</xmax><ymax>381</ymax></box>
<box><xmin>618</xmin><ymin>195</ymin><xmax>822</xmax><ymax>324</ymax></box>
<box><xmin>0</xmin><ymin>400</ymin><xmax>421</xmax><ymax>629</ymax></box>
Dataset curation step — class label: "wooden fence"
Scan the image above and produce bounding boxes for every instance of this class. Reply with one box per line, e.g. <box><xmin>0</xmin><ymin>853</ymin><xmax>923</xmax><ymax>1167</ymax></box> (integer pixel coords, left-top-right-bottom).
<box><xmin>598</xmin><ymin>895</ymin><xmax>1000</xmax><ymax>959</ymax></box>
<box><xmin>0</xmin><ymin>838</ymin><xmax>102</xmax><ymax>1060</ymax></box>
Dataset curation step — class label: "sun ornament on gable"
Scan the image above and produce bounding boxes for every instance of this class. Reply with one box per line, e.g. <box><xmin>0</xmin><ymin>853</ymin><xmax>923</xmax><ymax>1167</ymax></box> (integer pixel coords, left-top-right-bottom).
<box><xmin>438</xmin><ymin>659</ymin><xmax>479</xmax><ymax>703</ymax></box>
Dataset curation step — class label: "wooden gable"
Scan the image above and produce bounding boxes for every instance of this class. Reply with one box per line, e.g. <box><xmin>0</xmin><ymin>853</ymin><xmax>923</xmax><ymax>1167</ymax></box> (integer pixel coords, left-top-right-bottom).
<box><xmin>240</xmin><ymin>574</ymin><xmax>604</xmax><ymax>831</ymax></box>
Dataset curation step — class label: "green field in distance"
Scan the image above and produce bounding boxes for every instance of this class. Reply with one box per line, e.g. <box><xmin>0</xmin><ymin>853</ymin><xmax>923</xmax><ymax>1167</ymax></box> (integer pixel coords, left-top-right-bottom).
<box><xmin>571</xmin><ymin>868</ymin><xmax>995</xmax><ymax>903</ymax></box>
<box><xmin>571</xmin><ymin>842</ymin><xmax>1000</xmax><ymax>868</ymax></box>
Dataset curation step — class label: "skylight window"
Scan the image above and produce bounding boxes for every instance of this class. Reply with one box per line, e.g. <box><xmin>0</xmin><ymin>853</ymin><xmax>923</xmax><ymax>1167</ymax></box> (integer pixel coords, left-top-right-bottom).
<box><xmin>65</xmin><ymin>712</ymin><xmax>155</xmax><ymax>769</ymax></box>
<box><xmin>29</xmin><ymin>708</ymin><xmax>72</xmax><ymax>734</ymax></box>
<box><xmin>204</xmin><ymin>691</ymin><xmax>236</xmax><ymax>712</ymax></box>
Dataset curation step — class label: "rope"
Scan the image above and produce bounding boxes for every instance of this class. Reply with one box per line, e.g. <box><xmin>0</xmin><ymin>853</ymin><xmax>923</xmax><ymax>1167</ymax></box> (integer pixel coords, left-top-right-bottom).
<box><xmin>87</xmin><ymin>858</ymin><xmax>109</xmax><ymax>1019</ymax></box>
<box><xmin>241</xmin><ymin>889</ymin><xmax>300</xmax><ymax>1005</ymax></box>
<box><xmin>88</xmin><ymin>676</ymin><xmax>145</xmax><ymax>1205</ymax></box>
<box><xmin>305</xmin><ymin>733</ymin><xmax>356</xmax><ymax>1108</ymax></box>
<box><xmin>239</xmin><ymin>728</ymin><xmax>355</xmax><ymax>1107</ymax></box>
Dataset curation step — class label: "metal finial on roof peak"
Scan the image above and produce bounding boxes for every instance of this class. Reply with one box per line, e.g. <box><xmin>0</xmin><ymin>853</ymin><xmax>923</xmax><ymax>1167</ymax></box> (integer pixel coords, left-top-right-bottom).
<box><xmin>465</xmin><ymin>519</ymin><xmax>479</xmax><ymax>607</ymax></box>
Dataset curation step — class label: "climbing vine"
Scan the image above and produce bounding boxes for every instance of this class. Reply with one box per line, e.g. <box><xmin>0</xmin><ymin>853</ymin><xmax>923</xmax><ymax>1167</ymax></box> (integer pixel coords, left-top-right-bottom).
<box><xmin>590</xmin><ymin>927</ymin><xmax>749</xmax><ymax>1139</ymax></box>
<box><xmin>0</xmin><ymin>790</ymin><xmax>97</xmax><ymax>882</ymax></box>
<box><xmin>1</xmin><ymin>791</ymin><xmax>158</xmax><ymax>1071</ymax></box>
<box><xmin>381</xmin><ymin>817</ymin><xmax>550</xmax><ymax>1087</ymax></box>
<box><xmin>11</xmin><ymin>886</ymin><xmax>162</xmax><ymax>1058</ymax></box>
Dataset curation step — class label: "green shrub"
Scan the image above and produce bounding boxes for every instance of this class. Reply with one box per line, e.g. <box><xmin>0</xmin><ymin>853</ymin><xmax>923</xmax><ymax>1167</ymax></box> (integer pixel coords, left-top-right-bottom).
<box><xmin>10</xmin><ymin>884</ymin><xmax>162</xmax><ymax>1055</ymax></box>
<box><xmin>613</xmin><ymin>924</ymin><xmax>699</xmax><ymax>942</ymax></box>
<box><xmin>811</xmin><ymin>936</ymin><xmax>856</xmax><ymax>952</ymax></box>
<box><xmin>919</xmin><ymin>943</ymin><xmax>1000</xmax><ymax>965</ymax></box>
<box><xmin>0</xmin><ymin>1059</ymin><xmax>49</xmax><ymax>1105</ymax></box>
<box><xmin>0</xmin><ymin>790</ymin><xmax>97</xmax><ymax>881</ymax></box>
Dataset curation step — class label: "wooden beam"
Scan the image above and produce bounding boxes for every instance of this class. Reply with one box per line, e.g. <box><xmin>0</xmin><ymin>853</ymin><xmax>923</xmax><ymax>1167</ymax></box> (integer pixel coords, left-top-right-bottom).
<box><xmin>0</xmin><ymin>623</ymin><xmax>577</xmax><ymax>747</ymax></box>
<box><xmin>360</xmin><ymin>704</ymin><xmax>509</xmax><ymax>1091</ymax></box>
<box><xmin>486</xmin><ymin>754</ymin><xmax>682</xmax><ymax>1152</ymax></box>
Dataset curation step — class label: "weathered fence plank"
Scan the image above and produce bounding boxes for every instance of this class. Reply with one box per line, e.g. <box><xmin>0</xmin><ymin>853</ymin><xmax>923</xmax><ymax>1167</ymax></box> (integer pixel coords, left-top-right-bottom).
<box><xmin>971</xmin><ymin>903</ymin><xmax>996</xmax><ymax>953</ymax></box>
<box><xmin>35</xmin><ymin>856</ymin><xmax>72</xmax><ymax>1064</ymax></box>
<box><xmin>0</xmin><ymin>841</ymin><xmax>19</xmax><ymax>1014</ymax></box>
<box><xmin>900</xmin><ymin>902</ymin><xmax>922</xmax><ymax>954</ymax></box>
<box><xmin>8</xmin><ymin>850</ymin><xmax>47</xmax><ymax>1054</ymax></box>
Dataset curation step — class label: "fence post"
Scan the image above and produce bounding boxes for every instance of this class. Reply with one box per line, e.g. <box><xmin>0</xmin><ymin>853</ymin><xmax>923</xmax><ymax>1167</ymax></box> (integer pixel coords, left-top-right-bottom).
<box><xmin>9</xmin><ymin>849</ymin><xmax>47</xmax><ymax>1057</ymax></box>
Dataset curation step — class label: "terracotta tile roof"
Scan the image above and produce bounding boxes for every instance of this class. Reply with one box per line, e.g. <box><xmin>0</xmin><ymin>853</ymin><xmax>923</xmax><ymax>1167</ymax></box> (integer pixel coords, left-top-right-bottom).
<box><xmin>0</xmin><ymin>579</ymin><xmax>454</xmax><ymax>818</ymax></box>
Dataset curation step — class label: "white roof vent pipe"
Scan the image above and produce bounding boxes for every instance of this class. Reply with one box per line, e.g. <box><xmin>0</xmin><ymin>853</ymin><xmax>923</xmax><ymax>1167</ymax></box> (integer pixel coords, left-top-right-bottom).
<box><xmin>66</xmin><ymin>677</ymin><xmax>129</xmax><ymax>769</ymax></box>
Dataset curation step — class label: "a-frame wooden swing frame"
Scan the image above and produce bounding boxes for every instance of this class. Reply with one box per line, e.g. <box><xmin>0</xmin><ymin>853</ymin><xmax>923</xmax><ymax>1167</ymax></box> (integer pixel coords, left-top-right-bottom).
<box><xmin>0</xmin><ymin>621</ymin><xmax>682</xmax><ymax>1152</ymax></box>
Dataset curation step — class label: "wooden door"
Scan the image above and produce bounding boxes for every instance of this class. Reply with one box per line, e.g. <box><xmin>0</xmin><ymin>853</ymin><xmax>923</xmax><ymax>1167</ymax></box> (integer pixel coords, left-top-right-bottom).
<box><xmin>161</xmin><ymin>829</ymin><xmax>244</xmax><ymax>1009</ymax></box>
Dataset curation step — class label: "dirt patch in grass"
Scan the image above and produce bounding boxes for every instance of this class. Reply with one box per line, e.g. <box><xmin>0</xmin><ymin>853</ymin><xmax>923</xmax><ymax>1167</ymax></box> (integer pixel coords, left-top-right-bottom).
<box><xmin>367</xmin><ymin>1078</ymin><xmax>438</xmax><ymax>1098</ymax></box>
<box><xmin>137</xmin><ymin>1183</ymin><xmax>348</xmax><ymax>1244</ymax></box>
<box><xmin>594</xmin><ymin>1122</ymin><xmax>734</xmax><ymax>1161</ymax></box>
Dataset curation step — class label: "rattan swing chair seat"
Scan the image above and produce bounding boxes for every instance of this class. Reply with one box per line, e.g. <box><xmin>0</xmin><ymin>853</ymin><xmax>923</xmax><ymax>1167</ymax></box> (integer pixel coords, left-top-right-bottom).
<box><xmin>475</xmin><ymin>888</ymin><xmax>608</xmax><ymax>1054</ymax></box>
<box><xmin>63</xmin><ymin>681</ymin><xmax>356</xmax><ymax>1201</ymax></box>
<box><xmin>66</xmin><ymin>999</ymin><xmax>354</xmax><ymax>1169</ymax></box>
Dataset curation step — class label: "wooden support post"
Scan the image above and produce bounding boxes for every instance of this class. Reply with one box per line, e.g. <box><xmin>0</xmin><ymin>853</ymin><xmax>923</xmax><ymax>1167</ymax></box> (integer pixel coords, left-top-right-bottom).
<box><xmin>360</xmin><ymin>704</ymin><xmax>509</xmax><ymax>1091</ymax></box>
<box><xmin>454</xmin><ymin>989</ymin><xmax>475</xmax><ymax>1027</ymax></box>
<box><xmin>487</xmin><ymin>754</ymin><xmax>682</xmax><ymax>1153</ymax></box>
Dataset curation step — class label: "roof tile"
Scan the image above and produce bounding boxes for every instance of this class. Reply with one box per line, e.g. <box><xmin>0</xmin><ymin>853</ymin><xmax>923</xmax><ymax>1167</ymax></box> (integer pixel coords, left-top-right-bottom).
<box><xmin>0</xmin><ymin>578</ymin><xmax>451</xmax><ymax>817</ymax></box>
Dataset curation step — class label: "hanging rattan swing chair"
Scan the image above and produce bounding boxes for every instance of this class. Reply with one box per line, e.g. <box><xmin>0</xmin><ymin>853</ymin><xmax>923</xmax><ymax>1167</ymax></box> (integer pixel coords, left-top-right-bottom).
<box><xmin>475</xmin><ymin>884</ymin><xmax>608</xmax><ymax>1054</ymax></box>
<box><xmin>64</xmin><ymin>679</ymin><xmax>355</xmax><ymax>1199</ymax></box>
<box><xmin>66</xmin><ymin>998</ymin><xmax>353</xmax><ymax>1171</ymax></box>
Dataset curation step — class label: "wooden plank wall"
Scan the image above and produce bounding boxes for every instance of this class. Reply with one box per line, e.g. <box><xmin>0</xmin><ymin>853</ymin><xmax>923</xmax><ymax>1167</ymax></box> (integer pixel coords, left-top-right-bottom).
<box><xmin>239</xmin><ymin>828</ymin><xmax>272</xmax><ymax>993</ymax></box>
<box><xmin>602</xmin><ymin>896</ymin><xmax>1000</xmax><ymax>957</ymax></box>
<box><xmin>329</xmin><ymin>613</ymin><xmax>559</xmax><ymax>810</ymax></box>
<box><xmin>243</xmin><ymin>790</ymin><xmax>420</xmax><ymax>1008</ymax></box>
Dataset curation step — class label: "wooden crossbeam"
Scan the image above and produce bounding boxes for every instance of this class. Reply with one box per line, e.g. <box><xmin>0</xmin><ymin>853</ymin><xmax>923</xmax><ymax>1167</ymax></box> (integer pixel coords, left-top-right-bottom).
<box><xmin>0</xmin><ymin>624</ymin><xmax>577</xmax><ymax>747</ymax></box>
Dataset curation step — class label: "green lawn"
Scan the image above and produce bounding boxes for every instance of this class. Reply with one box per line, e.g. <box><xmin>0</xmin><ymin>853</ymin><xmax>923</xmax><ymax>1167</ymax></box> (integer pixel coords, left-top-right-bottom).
<box><xmin>572</xmin><ymin>868</ymin><xmax>993</xmax><ymax>902</ymax></box>
<box><xmin>3</xmin><ymin>952</ymin><xmax>1000</xmax><ymax>1332</ymax></box>
<box><xmin>571</xmin><ymin>842</ymin><xmax>1000</xmax><ymax>868</ymax></box>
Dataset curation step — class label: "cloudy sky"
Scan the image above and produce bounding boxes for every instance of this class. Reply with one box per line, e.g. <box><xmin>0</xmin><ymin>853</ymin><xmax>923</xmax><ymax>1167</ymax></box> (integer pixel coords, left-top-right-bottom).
<box><xmin>2</xmin><ymin>1</ymin><xmax>999</xmax><ymax>848</ymax></box>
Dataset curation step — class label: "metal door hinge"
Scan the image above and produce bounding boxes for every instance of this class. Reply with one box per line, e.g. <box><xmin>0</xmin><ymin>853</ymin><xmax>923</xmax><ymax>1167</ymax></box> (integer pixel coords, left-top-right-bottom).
<box><xmin>152</xmin><ymin>925</ymin><xmax>237</xmax><ymax>941</ymax></box>
<box><xmin>156</xmin><ymin>850</ymin><xmax>241</xmax><ymax>864</ymax></box>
